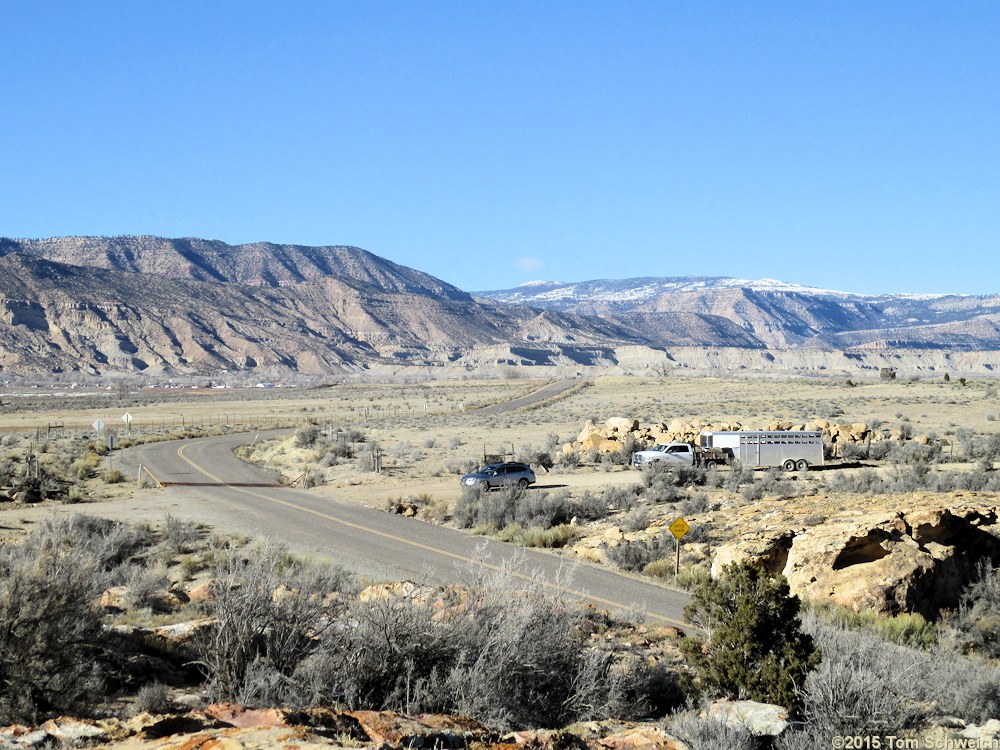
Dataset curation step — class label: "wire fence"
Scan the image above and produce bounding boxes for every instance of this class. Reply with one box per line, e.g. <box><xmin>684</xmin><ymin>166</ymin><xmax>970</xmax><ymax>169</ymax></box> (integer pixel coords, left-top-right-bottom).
<box><xmin>10</xmin><ymin>402</ymin><xmax>475</xmax><ymax>441</ymax></box>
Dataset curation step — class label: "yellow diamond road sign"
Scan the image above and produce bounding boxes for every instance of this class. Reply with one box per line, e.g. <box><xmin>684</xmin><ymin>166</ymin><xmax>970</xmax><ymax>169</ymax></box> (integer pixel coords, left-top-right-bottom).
<box><xmin>669</xmin><ymin>517</ymin><xmax>690</xmax><ymax>540</ymax></box>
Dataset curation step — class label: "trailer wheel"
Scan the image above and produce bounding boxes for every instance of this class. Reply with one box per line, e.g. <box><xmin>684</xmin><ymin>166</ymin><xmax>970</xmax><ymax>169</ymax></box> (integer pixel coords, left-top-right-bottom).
<box><xmin>796</xmin><ymin>459</ymin><xmax>809</xmax><ymax>471</ymax></box>
<box><xmin>782</xmin><ymin>459</ymin><xmax>797</xmax><ymax>471</ymax></box>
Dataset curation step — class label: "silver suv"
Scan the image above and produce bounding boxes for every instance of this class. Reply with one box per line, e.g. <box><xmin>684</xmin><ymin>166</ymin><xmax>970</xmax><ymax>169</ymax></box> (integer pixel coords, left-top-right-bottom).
<box><xmin>460</xmin><ymin>462</ymin><xmax>536</xmax><ymax>489</ymax></box>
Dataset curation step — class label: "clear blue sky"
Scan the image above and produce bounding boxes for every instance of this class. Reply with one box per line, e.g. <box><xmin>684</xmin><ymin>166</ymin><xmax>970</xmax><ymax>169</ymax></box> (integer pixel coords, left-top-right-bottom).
<box><xmin>2</xmin><ymin>2</ymin><xmax>998</xmax><ymax>295</ymax></box>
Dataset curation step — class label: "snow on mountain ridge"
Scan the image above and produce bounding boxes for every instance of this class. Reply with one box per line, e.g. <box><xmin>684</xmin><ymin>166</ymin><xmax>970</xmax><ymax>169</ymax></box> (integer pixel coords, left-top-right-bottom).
<box><xmin>518</xmin><ymin>279</ymin><xmax>565</xmax><ymax>288</ymax></box>
<box><xmin>493</xmin><ymin>277</ymin><xmax>959</xmax><ymax>302</ymax></box>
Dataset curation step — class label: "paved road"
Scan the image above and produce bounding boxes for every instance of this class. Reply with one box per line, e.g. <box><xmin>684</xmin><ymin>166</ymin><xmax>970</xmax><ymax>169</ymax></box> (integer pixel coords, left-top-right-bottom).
<box><xmin>472</xmin><ymin>379</ymin><xmax>581</xmax><ymax>414</ymax></box>
<box><xmin>125</xmin><ymin>431</ymin><xmax>691</xmax><ymax>628</ymax></box>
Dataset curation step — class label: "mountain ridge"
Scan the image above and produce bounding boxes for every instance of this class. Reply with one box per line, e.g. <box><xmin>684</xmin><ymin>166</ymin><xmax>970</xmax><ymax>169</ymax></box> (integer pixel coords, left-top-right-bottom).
<box><xmin>2</xmin><ymin>236</ymin><xmax>999</xmax><ymax>377</ymax></box>
<box><xmin>0</xmin><ymin>251</ymin><xmax>643</xmax><ymax>376</ymax></box>
<box><xmin>477</xmin><ymin>277</ymin><xmax>1000</xmax><ymax>351</ymax></box>
<box><xmin>2</xmin><ymin>235</ymin><xmax>470</xmax><ymax>301</ymax></box>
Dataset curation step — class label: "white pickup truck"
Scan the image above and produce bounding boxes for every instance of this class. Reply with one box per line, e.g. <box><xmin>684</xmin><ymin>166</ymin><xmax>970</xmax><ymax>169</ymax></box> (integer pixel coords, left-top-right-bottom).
<box><xmin>631</xmin><ymin>442</ymin><xmax>729</xmax><ymax>469</ymax></box>
<box><xmin>632</xmin><ymin>431</ymin><xmax>825</xmax><ymax>471</ymax></box>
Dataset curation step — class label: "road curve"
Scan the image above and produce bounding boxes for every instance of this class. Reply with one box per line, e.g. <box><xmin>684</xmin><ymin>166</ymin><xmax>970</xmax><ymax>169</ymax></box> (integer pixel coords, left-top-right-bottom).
<box><xmin>125</xmin><ymin>431</ymin><xmax>691</xmax><ymax>628</ymax></box>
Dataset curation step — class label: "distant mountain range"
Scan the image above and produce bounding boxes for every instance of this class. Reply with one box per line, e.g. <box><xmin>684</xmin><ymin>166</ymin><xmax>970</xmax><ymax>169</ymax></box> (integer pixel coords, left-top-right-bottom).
<box><xmin>477</xmin><ymin>278</ymin><xmax>1000</xmax><ymax>350</ymax></box>
<box><xmin>1</xmin><ymin>236</ymin><xmax>999</xmax><ymax>377</ymax></box>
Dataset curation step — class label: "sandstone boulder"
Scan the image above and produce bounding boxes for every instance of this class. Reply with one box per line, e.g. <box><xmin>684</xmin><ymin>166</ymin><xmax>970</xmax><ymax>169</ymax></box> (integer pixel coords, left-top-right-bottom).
<box><xmin>347</xmin><ymin>711</ymin><xmax>489</xmax><ymax>748</ymax></box>
<box><xmin>597</xmin><ymin>438</ymin><xmax>624</xmax><ymax>454</ymax></box>
<box><xmin>713</xmin><ymin>503</ymin><xmax>1000</xmax><ymax>617</ymax></box>
<box><xmin>667</xmin><ymin>419</ymin><xmax>690</xmax><ymax>435</ymax></box>
<box><xmin>577</xmin><ymin>420</ymin><xmax>607</xmax><ymax>444</ymax></box>
<box><xmin>579</xmin><ymin>432</ymin><xmax>607</xmax><ymax>452</ymax></box>
<box><xmin>37</xmin><ymin>717</ymin><xmax>108</xmax><ymax>744</ymax></box>
<box><xmin>152</xmin><ymin>618</ymin><xmax>217</xmax><ymax>645</ymax></box>
<box><xmin>205</xmin><ymin>704</ymin><xmax>290</xmax><ymax>730</ymax></box>
<box><xmin>99</xmin><ymin>586</ymin><xmax>129</xmax><ymax>610</ymax></box>
<box><xmin>185</xmin><ymin>580</ymin><xmax>213</xmax><ymax>602</ymax></box>
<box><xmin>565</xmin><ymin>719</ymin><xmax>689</xmax><ymax>750</ymax></box>
<box><xmin>605</xmin><ymin>417</ymin><xmax>639</xmax><ymax>434</ymax></box>
<box><xmin>706</xmin><ymin>699</ymin><xmax>789</xmax><ymax>737</ymax></box>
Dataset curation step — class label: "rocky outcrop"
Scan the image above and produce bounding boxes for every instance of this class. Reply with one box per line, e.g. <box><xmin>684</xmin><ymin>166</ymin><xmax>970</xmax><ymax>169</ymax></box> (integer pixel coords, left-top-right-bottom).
<box><xmin>562</xmin><ymin>416</ymin><xmax>930</xmax><ymax>459</ymax></box>
<box><xmin>357</xmin><ymin>581</ymin><xmax>470</xmax><ymax>622</ymax></box>
<box><xmin>0</xmin><ymin>708</ymin><xmax>690</xmax><ymax>750</ymax></box>
<box><xmin>712</xmin><ymin>501</ymin><xmax>1000</xmax><ymax>617</ymax></box>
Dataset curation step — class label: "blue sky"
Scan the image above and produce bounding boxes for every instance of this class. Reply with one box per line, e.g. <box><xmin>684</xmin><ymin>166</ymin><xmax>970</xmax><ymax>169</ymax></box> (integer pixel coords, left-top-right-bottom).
<box><xmin>2</xmin><ymin>2</ymin><xmax>998</xmax><ymax>295</ymax></box>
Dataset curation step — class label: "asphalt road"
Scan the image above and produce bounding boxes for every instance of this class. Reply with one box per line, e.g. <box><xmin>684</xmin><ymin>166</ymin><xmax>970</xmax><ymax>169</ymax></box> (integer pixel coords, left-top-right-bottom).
<box><xmin>472</xmin><ymin>379</ymin><xmax>581</xmax><ymax>414</ymax></box>
<box><xmin>124</xmin><ymin>431</ymin><xmax>692</xmax><ymax>628</ymax></box>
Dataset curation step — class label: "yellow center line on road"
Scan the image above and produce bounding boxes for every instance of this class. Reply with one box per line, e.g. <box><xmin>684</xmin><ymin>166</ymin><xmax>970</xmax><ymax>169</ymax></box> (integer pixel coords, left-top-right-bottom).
<box><xmin>175</xmin><ymin>443</ymin><xmax>688</xmax><ymax>629</ymax></box>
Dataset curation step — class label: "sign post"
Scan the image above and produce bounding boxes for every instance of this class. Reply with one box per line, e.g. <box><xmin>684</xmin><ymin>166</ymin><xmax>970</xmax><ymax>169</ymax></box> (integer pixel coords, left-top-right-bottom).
<box><xmin>122</xmin><ymin>412</ymin><xmax>133</xmax><ymax>436</ymax></box>
<box><xmin>92</xmin><ymin>418</ymin><xmax>104</xmax><ymax>435</ymax></box>
<box><xmin>669</xmin><ymin>517</ymin><xmax>691</xmax><ymax>577</ymax></box>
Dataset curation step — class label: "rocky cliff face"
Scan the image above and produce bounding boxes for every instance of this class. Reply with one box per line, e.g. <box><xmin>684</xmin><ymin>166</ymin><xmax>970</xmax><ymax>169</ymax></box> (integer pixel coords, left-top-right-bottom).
<box><xmin>0</xmin><ymin>254</ymin><xmax>642</xmax><ymax>376</ymax></box>
<box><xmin>712</xmin><ymin>497</ymin><xmax>1000</xmax><ymax>618</ymax></box>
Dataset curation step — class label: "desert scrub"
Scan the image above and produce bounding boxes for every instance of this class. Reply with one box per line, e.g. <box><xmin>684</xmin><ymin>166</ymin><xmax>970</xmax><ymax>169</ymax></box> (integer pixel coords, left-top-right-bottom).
<box><xmin>641</xmin><ymin>461</ymin><xmax>707</xmax><ymax>489</ymax></box>
<box><xmin>196</xmin><ymin>541</ymin><xmax>354</xmax><ymax>704</ymax></box>
<box><xmin>103</xmin><ymin>468</ymin><xmax>125</xmax><ymax>484</ymax></box>
<box><xmin>555</xmin><ymin>449</ymin><xmax>580</xmax><ymax>468</ymax></box>
<box><xmin>672</xmin><ymin>563</ymin><xmax>712</xmax><ymax>591</ymax></box>
<box><xmin>132</xmin><ymin>682</ymin><xmax>171</xmax><ymax>716</ymax></box>
<box><xmin>0</xmin><ymin>514</ymin><xmax>153</xmax><ymax>723</ymax></box>
<box><xmin>0</xmin><ymin>458</ymin><xmax>16</xmax><ymax>486</ymax></box>
<box><xmin>641</xmin><ymin>558</ymin><xmax>675</xmax><ymax>579</ymax></box>
<box><xmin>64</xmin><ymin>485</ymin><xmax>86</xmax><ymax>503</ymax></box>
<box><xmin>70</xmin><ymin>451</ymin><xmax>101</xmax><ymax>479</ymax></box>
<box><xmin>0</xmin><ymin>547</ymin><xmax>105</xmax><ymax>724</ymax></box>
<box><xmin>668</xmin><ymin>710</ymin><xmax>756</xmax><ymax>750</ymax></box>
<box><xmin>739</xmin><ymin>469</ymin><xmax>798</xmax><ymax>502</ymax></box>
<box><xmin>293</xmin><ymin>422</ymin><xmax>320</xmax><ymax>448</ymax></box>
<box><xmin>826</xmin><ymin>465</ymin><xmax>1000</xmax><ymax>494</ymax></box>
<box><xmin>163</xmin><ymin>514</ymin><xmax>202</xmax><ymax>554</ymax></box>
<box><xmin>516</xmin><ymin>444</ymin><xmax>555</xmax><ymax>471</ymax></box>
<box><xmin>196</xmin><ymin>547</ymin><xmax>679</xmax><ymax>728</ymax></box>
<box><xmin>939</xmin><ymin>560</ymin><xmax>1000</xmax><ymax>658</ymax></box>
<box><xmin>620</xmin><ymin>507</ymin><xmax>652</xmax><ymax>533</ymax></box>
<box><xmin>600</xmin><ymin>484</ymin><xmax>642</xmax><ymax>512</ymax></box>
<box><xmin>806</xmin><ymin>600</ymin><xmax>937</xmax><ymax>650</ymax></box>
<box><xmin>783</xmin><ymin>611</ymin><xmax>1000</xmax><ymax>740</ymax></box>
<box><xmin>496</xmin><ymin>523</ymin><xmax>577</xmax><ymax>548</ymax></box>
<box><xmin>417</xmin><ymin>495</ymin><xmax>450</xmax><ymax>523</ymax></box>
<box><xmin>604</xmin><ymin>534</ymin><xmax>673</xmax><ymax>573</ymax></box>
<box><xmin>452</xmin><ymin>487</ymin><xmax>609</xmax><ymax>532</ymax></box>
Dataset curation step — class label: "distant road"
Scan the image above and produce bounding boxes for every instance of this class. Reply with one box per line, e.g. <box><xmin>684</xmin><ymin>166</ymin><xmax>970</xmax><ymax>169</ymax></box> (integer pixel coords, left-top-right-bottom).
<box><xmin>472</xmin><ymin>379</ymin><xmax>581</xmax><ymax>414</ymax></box>
<box><xmin>125</xmin><ymin>431</ymin><xmax>691</xmax><ymax>628</ymax></box>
